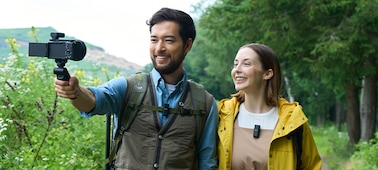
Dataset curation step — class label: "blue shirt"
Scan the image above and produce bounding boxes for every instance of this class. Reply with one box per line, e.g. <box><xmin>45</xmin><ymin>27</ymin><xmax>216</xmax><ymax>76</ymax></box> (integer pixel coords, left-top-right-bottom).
<box><xmin>80</xmin><ymin>68</ymin><xmax>219</xmax><ymax>169</ymax></box>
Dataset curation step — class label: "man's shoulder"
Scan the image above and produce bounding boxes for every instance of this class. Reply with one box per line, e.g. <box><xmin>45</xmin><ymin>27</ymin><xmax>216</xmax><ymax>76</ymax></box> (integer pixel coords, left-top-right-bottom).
<box><xmin>187</xmin><ymin>79</ymin><xmax>205</xmax><ymax>89</ymax></box>
<box><xmin>187</xmin><ymin>80</ymin><xmax>213</xmax><ymax>98</ymax></box>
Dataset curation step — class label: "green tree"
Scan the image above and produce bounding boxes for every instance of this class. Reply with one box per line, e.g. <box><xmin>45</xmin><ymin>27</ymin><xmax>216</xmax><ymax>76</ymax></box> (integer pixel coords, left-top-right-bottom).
<box><xmin>307</xmin><ymin>0</ymin><xmax>378</xmax><ymax>144</ymax></box>
<box><xmin>189</xmin><ymin>0</ymin><xmax>267</xmax><ymax>99</ymax></box>
<box><xmin>350</xmin><ymin>0</ymin><xmax>378</xmax><ymax>142</ymax></box>
<box><xmin>187</xmin><ymin>0</ymin><xmax>378</xmax><ymax>145</ymax></box>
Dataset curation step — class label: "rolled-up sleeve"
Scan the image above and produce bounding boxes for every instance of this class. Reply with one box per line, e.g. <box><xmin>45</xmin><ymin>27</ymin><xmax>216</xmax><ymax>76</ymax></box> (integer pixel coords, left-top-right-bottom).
<box><xmin>80</xmin><ymin>77</ymin><xmax>127</xmax><ymax>117</ymax></box>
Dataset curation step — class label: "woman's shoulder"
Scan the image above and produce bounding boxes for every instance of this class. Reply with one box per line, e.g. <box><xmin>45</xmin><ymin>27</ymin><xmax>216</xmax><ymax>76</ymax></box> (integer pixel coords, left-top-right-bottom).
<box><xmin>218</xmin><ymin>97</ymin><xmax>238</xmax><ymax>106</ymax></box>
<box><xmin>278</xmin><ymin>98</ymin><xmax>308</xmax><ymax>125</ymax></box>
<box><xmin>217</xmin><ymin>97</ymin><xmax>240</xmax><ymax>114</ymax></box>
<box><xmin>278</xmin><ymin>98</ymin><xmax>302</xmax><ymax>110</ymax></box>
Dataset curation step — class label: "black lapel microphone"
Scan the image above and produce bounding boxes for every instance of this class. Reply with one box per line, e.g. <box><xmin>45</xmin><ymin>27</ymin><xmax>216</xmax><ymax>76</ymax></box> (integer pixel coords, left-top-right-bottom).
<box><xmin>253</xmin><ymin>125</ymin><xmax>261</xmax><ymax>138</ymax></box>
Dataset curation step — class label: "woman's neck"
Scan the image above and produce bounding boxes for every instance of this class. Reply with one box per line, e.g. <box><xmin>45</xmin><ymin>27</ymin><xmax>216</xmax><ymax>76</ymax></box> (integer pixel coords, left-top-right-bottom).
<box><xmin>243</xmin><ymin>93</ymin><xmax>272</xmax><ymax>113</ymax></box>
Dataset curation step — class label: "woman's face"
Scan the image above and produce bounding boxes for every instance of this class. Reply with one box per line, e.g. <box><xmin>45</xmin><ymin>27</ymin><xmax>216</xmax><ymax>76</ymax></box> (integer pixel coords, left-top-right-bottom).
<box><xmin>231</xmin><ymin>47</ymin><xmax>272</xmax><ymax>93</ymax></box>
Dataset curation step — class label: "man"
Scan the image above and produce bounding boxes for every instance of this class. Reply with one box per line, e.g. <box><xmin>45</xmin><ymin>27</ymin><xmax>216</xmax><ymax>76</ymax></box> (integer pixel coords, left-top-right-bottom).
<box><xmin>54</xmin><ymin>7</ymin><xmax>218</xmax><ymax>169</ymax></box>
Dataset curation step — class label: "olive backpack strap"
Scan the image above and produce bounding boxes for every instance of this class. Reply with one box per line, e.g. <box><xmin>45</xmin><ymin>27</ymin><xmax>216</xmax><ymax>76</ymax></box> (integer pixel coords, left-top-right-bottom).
<box><xmin>106</xmin><ymin>72</ymin><xmax>149</xmax><ymax>166</ymax></box>
<box><xmin>187</xmin><ymin>80</ymin><xmax>214</xmax><ymax>142</ymax></box>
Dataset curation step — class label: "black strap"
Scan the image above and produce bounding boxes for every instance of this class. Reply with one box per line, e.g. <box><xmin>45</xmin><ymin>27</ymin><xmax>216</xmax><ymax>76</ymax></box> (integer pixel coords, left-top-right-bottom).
<box><xmin>153</xmin><ymin>79</ymin><xmax>190</xmax><ymax>169</ymax></box>
<box><xmin>292</xmin><ymin>125</ymin><xmax>303</xmax><ymax>170</ymax></box>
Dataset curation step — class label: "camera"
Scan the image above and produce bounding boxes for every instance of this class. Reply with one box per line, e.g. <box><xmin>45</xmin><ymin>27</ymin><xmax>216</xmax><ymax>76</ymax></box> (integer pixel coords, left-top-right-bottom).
<box><xmin>28</xmin><ymin>32</ymin><xmax>86</xmax><ymax>61</ymax></box>
<box><xmin>28</xmin><ymin>32</ymin><xmax>87</xmax><ymax>81</ymax></box>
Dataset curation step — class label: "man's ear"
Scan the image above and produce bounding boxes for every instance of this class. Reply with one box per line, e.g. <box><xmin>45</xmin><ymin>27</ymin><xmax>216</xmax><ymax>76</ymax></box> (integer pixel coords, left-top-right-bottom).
<box><xmin>264</xmin><ymin>69</ymin><xmax>273</xmax><ymax>80</ymax></box>
<box><xmin>184</xmin><ymin>38</ymin><xmax>193</xmax><ymax>54</ymax></box>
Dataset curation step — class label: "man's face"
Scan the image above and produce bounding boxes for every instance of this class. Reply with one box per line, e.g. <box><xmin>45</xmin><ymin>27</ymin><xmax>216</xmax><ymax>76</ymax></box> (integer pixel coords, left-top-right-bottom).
<box><xmin>149</xmin><ymin>21</ymin><xmax>191</xmax><ymax>75</ymax></box>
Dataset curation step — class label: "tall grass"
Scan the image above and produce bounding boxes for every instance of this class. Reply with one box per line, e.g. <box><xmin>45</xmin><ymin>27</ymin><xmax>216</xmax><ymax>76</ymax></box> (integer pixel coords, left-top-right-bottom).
<box><xmin>312</xmin><ymin>125</ymin><xmax>378</xmax><ymax>170</ymax></box>
<box><xmin>0</xmin><ymin>33</ymin><xmax>119</xmax><ymax>169</ymax></box>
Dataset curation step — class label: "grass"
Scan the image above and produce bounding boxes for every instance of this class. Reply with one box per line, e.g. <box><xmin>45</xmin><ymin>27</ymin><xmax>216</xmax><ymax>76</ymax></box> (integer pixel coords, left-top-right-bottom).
<box><xmin>312</xmin><ymin>125</ymin><xmax>355</xmax><ymax>170</ymax></box>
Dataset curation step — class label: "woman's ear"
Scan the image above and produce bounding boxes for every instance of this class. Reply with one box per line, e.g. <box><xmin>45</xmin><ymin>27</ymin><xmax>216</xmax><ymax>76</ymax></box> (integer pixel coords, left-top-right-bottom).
<box><xmin>263</xmin><ymin>69</ymin><xmax>273</xmax><ymax>80</ymax></box>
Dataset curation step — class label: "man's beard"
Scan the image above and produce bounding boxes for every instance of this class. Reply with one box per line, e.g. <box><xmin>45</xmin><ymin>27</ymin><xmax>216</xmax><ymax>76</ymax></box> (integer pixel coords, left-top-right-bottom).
<box><xmin>153</xmin><ymin>56</ymin><xmax>184</xmax><ymax>75</ymax></box>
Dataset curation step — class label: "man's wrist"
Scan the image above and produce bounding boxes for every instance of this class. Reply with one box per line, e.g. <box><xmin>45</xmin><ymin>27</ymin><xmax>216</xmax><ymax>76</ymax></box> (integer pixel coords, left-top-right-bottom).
<box><xmin>70</xmin><ymin>91</ymin><xmax>80</xmax><ymax>100</ymax></box>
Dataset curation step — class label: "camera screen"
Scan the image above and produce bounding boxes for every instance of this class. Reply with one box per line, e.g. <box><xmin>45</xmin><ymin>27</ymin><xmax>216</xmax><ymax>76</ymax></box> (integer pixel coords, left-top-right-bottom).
<box><xmin>48</xmin><ymin>42</ymin><xmax>71</xmax><ymax>59</ymax></box>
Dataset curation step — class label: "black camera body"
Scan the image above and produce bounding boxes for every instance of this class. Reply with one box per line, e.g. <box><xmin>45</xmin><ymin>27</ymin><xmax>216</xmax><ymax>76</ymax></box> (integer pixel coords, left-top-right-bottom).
<box><xmin>28</xmin><ymin>32</ymin><xmax>87</xmax><ymax>81</ymax></box>
<box><xmin>29</xmin><ymin>32</ymin><xmax>86</xmax><ymax>61</ymax></box>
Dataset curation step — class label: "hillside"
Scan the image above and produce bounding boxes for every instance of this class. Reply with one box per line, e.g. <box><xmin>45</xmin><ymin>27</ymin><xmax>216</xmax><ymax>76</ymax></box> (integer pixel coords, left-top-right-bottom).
<box><xmin>0</xmin><ymin>27</ymin><xmax>143</xmax><ymax>72</ymax></box>
<box><xmin>84</xmin><ymin>48</ymin><xmax>142</xmax><ymax>72</ymax></box>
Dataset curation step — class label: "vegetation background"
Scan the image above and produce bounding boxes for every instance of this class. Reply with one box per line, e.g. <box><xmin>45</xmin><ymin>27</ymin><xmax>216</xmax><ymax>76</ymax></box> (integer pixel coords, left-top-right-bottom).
<box><xmin>1</xmin><ymin>0</ymin><xmax>378</xmax><ymax>169</ymax></box>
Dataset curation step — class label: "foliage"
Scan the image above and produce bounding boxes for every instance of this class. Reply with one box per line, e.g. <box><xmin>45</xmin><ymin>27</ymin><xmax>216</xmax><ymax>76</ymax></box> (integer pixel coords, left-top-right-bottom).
<box><xmin>350</xmin><ymin>133</ymin><xmax>378</xmax><ymax>170</ymax></box>
<box><xmin>187</xmin><ymin>0</ymin><xmax>265</xmax><ymax>99</ymax></box>
<box><xmin>0</xmin><ymin>34</ymin><xmax>120</xmax><ymax>169</ymax></box>
<box><xmin>287</xmin><ymin>72</ymin><xmax>336</xmax><ymax>125</ymax></box>
<box><xmin>312</xmin><ymin>125</ymin><xmax>354</xmax><ymax>170</ymax></box>
<box><xmin>142</xmin><ymin>63</ymin><xmax>153</xmax><ymax>73</ymax></box>
<box><xmin>186</xmin><ymin>0</ymin><xmax>378</xmax><ymax>145</ymax></box>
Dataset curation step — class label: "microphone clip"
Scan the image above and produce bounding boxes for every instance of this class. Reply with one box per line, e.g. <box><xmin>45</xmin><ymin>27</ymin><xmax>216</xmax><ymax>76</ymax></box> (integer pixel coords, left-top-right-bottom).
<box><xmin>253</xmin><ymin>125</ymin><xmax>261</xmax><ymax>138</ymax></box>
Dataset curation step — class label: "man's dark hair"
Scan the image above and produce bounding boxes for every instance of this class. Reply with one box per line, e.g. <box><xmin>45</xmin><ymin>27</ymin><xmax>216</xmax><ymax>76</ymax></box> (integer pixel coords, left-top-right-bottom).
<box><xmin>147</xmin><ymin>7</ymin><xmax>196</xmax><ymax>43</ymax></box>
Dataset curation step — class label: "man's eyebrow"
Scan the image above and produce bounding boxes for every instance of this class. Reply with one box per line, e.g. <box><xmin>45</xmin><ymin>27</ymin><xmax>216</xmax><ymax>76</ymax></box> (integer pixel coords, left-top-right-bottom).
<box><xmin>164</xmin><ymin>35</ymin><xmax>176</xmax><ymax>39</ymax></box>
<box><xmin>150</xmin><ymin>35</ymin><xmax>176</xmax><ymax>38</ymax></box>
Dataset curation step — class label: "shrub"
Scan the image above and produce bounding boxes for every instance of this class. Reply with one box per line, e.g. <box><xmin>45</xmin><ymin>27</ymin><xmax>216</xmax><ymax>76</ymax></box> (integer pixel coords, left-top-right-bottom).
<box><xmin>349</xmin><ymin>133</ymin><xmax>378</xmax><ymax>170</ymax></box>
<box><xmin>0</xmin><ymin>36</ymin><xmax>113</xmax><ymax>169</ymax></box>
<box><xmin>312</xmin><ymin>125</ymin><xmax>353</xmax><ymax>170</ymax></box>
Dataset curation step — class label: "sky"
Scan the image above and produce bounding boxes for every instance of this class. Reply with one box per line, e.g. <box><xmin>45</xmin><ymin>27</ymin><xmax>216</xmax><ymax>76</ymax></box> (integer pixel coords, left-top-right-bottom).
<box><xmin>0</xmin><ymin>0</ymin><xmax>205</xmax><ymax>66</ymax></box>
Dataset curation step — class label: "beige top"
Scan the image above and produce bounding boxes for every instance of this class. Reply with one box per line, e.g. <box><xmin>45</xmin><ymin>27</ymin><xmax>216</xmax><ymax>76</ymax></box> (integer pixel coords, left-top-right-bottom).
<box><xmin>232</xmin><ymin>104</ymin><xmax>277</xmax><ymax>170</ymax></box>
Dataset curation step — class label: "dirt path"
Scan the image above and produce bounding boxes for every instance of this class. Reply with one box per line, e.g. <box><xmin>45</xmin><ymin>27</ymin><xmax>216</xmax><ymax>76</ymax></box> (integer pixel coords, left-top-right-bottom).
<box><xmin>321</xmin><ymin>155</ymin><xmax>329</xmax><ymax>170</ymax></box>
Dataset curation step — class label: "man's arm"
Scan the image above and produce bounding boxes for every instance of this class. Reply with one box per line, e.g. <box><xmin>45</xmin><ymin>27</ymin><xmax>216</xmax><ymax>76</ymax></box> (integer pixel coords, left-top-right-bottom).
<box><xmin>198</xmin><ymin>99</ymin><xmax>219</xmax><ymax>170</ymax></box>
<box><xmin>54</xmin><ymin>76</ymin><xmax>95</xmax><ymax>112</ymax></box>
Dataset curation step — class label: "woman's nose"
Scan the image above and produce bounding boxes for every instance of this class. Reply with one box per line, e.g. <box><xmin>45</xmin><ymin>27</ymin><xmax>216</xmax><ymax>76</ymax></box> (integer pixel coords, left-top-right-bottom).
<box><xmin>234</xmin><ymin>64</ymin><xmax>242</xmax><ymax>71</ymax></box>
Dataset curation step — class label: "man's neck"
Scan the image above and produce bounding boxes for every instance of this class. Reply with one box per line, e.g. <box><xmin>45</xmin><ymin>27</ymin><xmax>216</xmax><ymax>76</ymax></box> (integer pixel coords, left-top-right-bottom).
<box><xmin>162</xmin><ymin>69</ymin><xmax>183</xmax><ymax>85</ymax></box>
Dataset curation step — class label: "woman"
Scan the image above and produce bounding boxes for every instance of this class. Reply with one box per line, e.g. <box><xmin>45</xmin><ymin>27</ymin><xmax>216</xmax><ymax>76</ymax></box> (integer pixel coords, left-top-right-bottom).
<box><xmin>218</xmin><ymin>43</ymin><xmax>322</xmax><ymax>170</ymax></box>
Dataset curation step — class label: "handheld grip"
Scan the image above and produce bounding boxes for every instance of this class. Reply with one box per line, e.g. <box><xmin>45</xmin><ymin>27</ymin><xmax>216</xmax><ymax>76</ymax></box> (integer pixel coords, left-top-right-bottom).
<box><xmin>54</xmin><ymin>67</ymin><xmax>71</xmax><ymax>81</ymax></box>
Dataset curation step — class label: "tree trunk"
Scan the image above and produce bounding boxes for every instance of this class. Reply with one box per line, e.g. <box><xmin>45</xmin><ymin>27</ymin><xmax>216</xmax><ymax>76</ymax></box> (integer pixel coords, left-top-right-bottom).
<box><xmin>345</xmin><ymin>84</ymin><xmax>361</xmax><ymax>145</ymax></box>
<box><xmin>360</xmin><ymin>76</ymin><xmax>376</xmax><ymax>141</ymax></box>
<box><xmin>316</xmin><ymin>113</ymin><xmax>324</xmax><ymax>128</ymax></box>
<box><xmin>335</xmin><ymin>101</ymin><xmax>345</xmax><ymax>131</ymax></box>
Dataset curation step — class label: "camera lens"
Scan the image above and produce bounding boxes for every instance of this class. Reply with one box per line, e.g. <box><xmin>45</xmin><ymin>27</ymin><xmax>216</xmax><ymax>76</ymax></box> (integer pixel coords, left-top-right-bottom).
<box><xmin>71</xmin><ymin>40</ymin><xmax>86</xmax><ymax>61</ymax></box>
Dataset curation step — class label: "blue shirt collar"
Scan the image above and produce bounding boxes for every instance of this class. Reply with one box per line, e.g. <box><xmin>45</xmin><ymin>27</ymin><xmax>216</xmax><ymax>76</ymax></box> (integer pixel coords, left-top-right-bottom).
<box><xmin>151</xmin><ymin>68</ymin><xmax>187</xmax><ymax>92</ymax></box>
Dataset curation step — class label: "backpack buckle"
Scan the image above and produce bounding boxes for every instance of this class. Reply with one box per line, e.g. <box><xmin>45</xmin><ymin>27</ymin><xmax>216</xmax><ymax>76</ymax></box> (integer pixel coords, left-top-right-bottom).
<box><xmin>179</xmin><ymin>107</ymin><xmax>191</xmax><ymax>115</ymax></box>
<box><xmin>178</xmin><ymin>102</ymin><xmax>191</xmax><ymax>116</ymax></box>
<box><xmin>163</xmin><ymin>104</ymin><xmax>169</xmax><ymax>116</ymax></box>
<box><xmin>119</xmin><ymin>126</ymin><xmax>125</xmax><ymax>136</ymax></box>
<box><xmin>200</xmin><ymin>110</ymin><xmax>206</xmax><ymax>115</ymax></box>
<box><xmin>127</xmin><ymin>103</ymin><xmax>136</xmax><ymax>109</ymax></box>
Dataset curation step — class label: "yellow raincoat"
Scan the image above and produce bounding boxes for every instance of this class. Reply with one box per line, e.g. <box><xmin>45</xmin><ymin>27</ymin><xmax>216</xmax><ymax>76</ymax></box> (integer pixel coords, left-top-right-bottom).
<box><xmin>218</xmin><ymin>97</ymin><xmax>322</xmax><ymax>170</ymax></box>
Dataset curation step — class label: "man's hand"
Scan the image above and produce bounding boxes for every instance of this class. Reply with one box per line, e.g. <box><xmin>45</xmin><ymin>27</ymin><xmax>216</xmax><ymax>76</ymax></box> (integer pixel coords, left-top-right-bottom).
<box><xmin>54</xmin><ymin>76</ymin><xmax>80</xmax><ymax>99</ymax></box>
<box><xmin>53</xmin><ymin>76</ymin><xmax>96</xmax><ymax>112</ymax></box>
